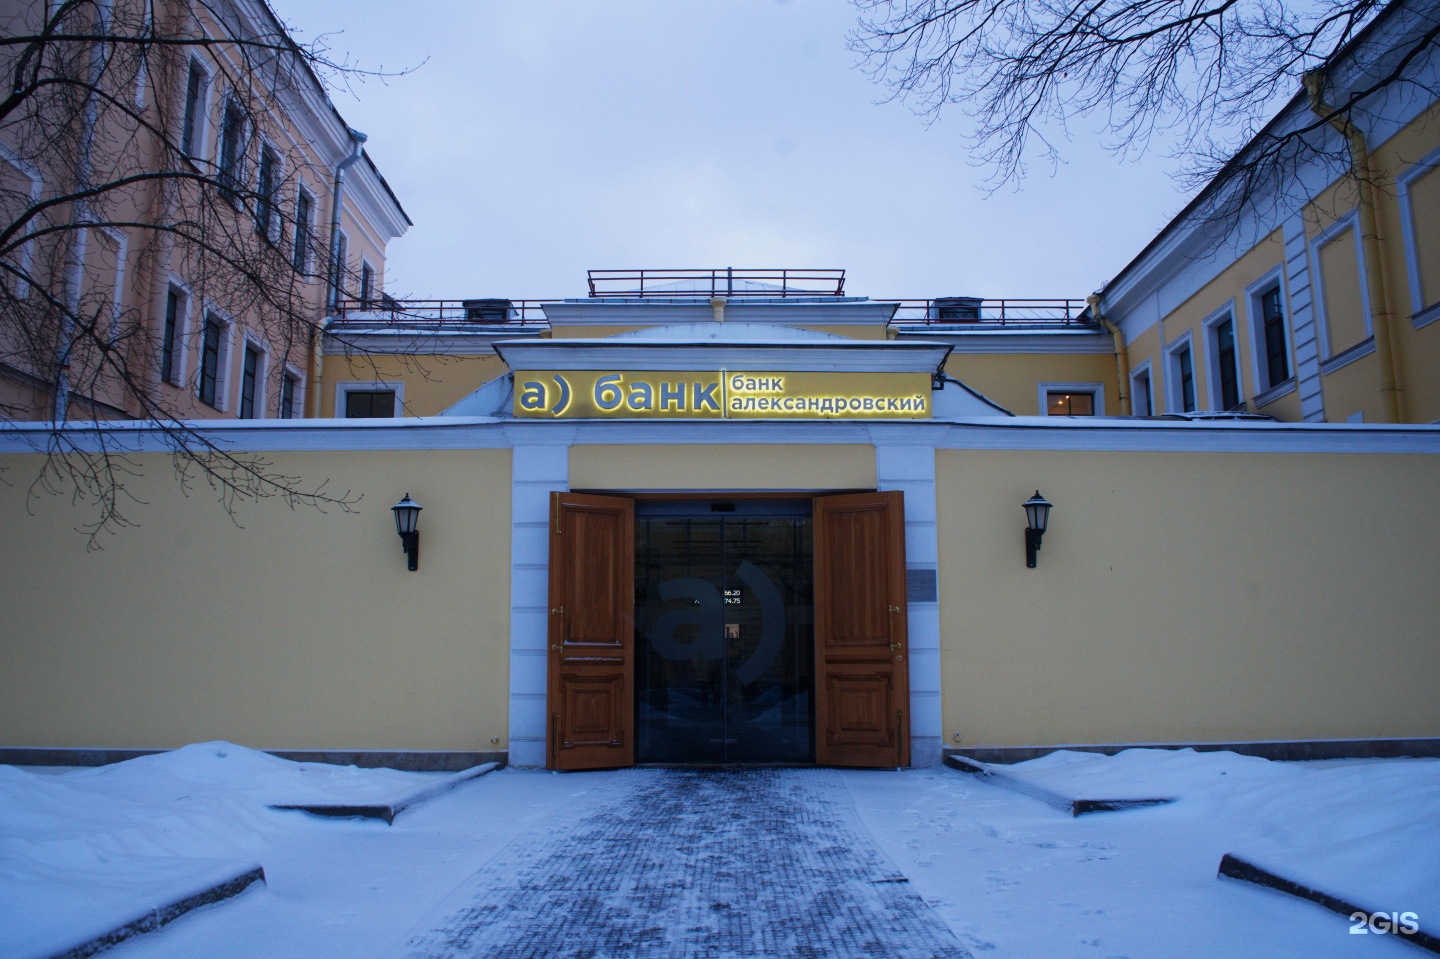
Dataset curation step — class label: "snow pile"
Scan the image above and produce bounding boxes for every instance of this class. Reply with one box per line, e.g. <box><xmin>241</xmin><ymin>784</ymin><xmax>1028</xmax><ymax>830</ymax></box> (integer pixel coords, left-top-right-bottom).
<box><xmin>0</xmin><ymin>742</ymin><xmax>449</xmax><ymax>958</ymax></box>
<box><xmin>983</xmin><ymin>748</ymin><xmax>1440</xmax><ymax>920</ymax></box>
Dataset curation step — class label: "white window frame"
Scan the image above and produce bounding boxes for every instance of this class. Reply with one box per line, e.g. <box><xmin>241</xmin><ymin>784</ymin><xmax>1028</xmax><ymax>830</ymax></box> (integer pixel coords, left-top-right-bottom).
<box><xmin>254</xmin><ymin>139</ymin><xmax>284</xmax><ymax>245</ymax></box>
<box><xmin>279</xmin><ymin>363</ymin><xmax>306</xmax><ymax>419</ymax></box>
<box><xmin>215</xmin><ymin>92</ymin><xmax>249</xmax><ymax>199</ymax></box>
<box><xmin>1037</xmin><ymin>381</ymin><xmax>1105</xmax><ymax>417</ymax></box>
<box><xmin>1130</xmin><ymin>359</ymin><xmax>1154</xmax><ymax>417</ymax></box>
<box><xmin>336</xmin><ymin>380</ymin><xmax>404</xmax><ymax>419</ymax></box>
<box><xmin>1165</xmin><ymin>329</ymin><xmax>1198</xmax><ymax>413</ymax></box>
<box><xmin>0</xmin><ymin>144</ymin><xmax>42</xmax><ymax>300</ymax></box>
<box><xmin>159</xmin><ymin>276</ymin><xmax>193</xmax><ymax>388</ymax></box>
<box><xmin>93</xmin><ymin>225</ymin><xmax>127</xmax><ymax>342</ymax></box>
<box><xmin>359</xmin><ymin>257</ymin><xmax>375</xmax><ymax>307</ymax></box>
<box><xmin>178</xmin><ymin>55</ymin><xmax>213</xmax><ymax>160</ymax></box>
<box><xmin>1396</xmin><ymin>143</ymin><xmax>1440</xmax><ymax>327</ymax></box>
<box><xmin>236</xmin><ymin>331</ymin><xmax>268</xmax><ymax>419</ymax></box>
<box><xmin>1244</xmin><ymin>266</ymin><xmax>1295</xmax><ymax>400</ymax></box>
<box><xmin>1202</xmin><ymin>301</ymin><xmax>1243</xmax><ymax>412</ymax></box>
<box><xmin>1310</xmin><ymin>210</ymin><xmax>1372</xmax><ymax>363</ymax></box>
<box><xmin>292</xmin><ymin>182</ymin><xmax>316</xmax><ymax>277</ymax></box>
<box><xmin>197</xmin><ymin>305</ymin><xmax>234</xmax><ymax>411</ymax></box>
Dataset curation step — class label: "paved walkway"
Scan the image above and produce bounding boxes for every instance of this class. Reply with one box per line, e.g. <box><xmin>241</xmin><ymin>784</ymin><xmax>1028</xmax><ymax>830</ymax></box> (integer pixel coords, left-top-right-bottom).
<box><xmin>403</xmin><ymin>768</ymin><xmax>970</xmax><ymax>959</ymax></box>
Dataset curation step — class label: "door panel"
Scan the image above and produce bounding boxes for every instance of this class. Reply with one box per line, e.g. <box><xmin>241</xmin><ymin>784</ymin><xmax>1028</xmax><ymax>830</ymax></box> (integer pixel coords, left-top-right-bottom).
<box><xmin>548</xmin><ymin>492</ymin><xmax>634</xmax><ymax>770</ymax></box>
<box><xmin>813</xmin><ymin>491</ymin><xmax>910</xmax><ymax>768</ymax></box>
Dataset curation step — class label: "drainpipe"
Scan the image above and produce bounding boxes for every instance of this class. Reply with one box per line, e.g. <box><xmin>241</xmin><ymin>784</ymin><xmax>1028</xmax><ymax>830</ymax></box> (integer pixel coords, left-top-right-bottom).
<box><xmin>327</xmin><ymin>129</ymin><xmax>367</xmax><ymax>313</ymax></box>
<box><xmin>710</xmin><ymin>297</ymin><xmax>726</xmax><ymax>323</ymax></box>
<box><xmin>1088</xmin><ymin>294</ymin><xmax>1131</xmax><ymax>415</ymax></box>
<box><xmin>1304</xmin><ymin>71</ymin><xmax>1404</xmax><ymax>422</ymax></box>
<box><xmin>313</xmin><ymin>129</ymin><xmax>366</xmax><ymax>419</ymax></box>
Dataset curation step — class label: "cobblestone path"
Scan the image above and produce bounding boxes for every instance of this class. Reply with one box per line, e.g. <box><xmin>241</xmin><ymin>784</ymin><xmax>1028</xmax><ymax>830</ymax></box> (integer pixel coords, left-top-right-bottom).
<box><xmin>403</xmin><ymin>768</ymin><xmax>970</xmax><ymax>959</ymax></box>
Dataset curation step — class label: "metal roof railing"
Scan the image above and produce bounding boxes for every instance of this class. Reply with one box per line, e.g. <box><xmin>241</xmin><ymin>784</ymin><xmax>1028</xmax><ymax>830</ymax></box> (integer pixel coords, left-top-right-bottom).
<box><xmin>329</xmin><ymin>299</ymin><xmax>558</xmax><ymax>327</ymax></box>
<box><xmin>887</xmin><ymin>298</ymin><xmax>1092</xmax><ymax>327</ymax></box>
<box><xmin>586</xmin><ymin>268</ymin><xmax>847</xmax><ymax>298</ymax></box>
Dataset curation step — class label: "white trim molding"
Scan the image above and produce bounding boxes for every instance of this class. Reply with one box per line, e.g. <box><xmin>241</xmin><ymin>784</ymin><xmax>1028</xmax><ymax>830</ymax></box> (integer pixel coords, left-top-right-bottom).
<box><xmin>1130</xmin><ymin>359</ymin><xmax>1155</xmax><ymax>417</ymax></box>
<box><xmin>1165</xmin><ymin>329</ymin><xmax>1198</xmax><ymax>413</ymax></box>
<box><xmin>1310</xmin><ymin>210</ymin><xmax>1372</xmax><ymax>361</ymax></box>
<box><xmin>1397</xmin><ymin>143</ymin><xmax>1440</xmax><ymax>321</ymax></box>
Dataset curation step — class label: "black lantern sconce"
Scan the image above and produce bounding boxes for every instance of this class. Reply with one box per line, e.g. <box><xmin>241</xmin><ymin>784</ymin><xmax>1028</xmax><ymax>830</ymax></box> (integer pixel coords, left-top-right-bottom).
<box><xmin>1023</xmin><ymin>490</ymin><xmax>1052</xmax><ymax>568</ymax></box>
<box><xmin>391</xmin><ymin>494</ymin><xmax>422</xmax><ymax>571</ymax></box>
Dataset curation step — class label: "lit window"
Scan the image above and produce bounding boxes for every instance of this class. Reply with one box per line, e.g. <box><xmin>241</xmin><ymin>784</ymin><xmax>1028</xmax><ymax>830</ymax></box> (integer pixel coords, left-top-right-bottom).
<box><xmin>1046</xmin><ymin>391</ymin><xmax>1095</xmax><ymax>415</ymax></box>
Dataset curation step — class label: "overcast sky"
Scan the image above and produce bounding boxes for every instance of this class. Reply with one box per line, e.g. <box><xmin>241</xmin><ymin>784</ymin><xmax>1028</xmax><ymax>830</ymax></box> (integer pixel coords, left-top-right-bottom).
<box><xmin>271</xmin><ymin>0</ymin><xmax>1200</xmax><ymax>302</ymax></box>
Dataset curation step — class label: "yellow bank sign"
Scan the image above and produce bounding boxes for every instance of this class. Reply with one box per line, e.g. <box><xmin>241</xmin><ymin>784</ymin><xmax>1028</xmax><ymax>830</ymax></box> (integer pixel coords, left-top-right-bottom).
<box><xmin>514</xmin><ymin>371</ymin><xmax>931</xmax><ymax>419</ymax></box>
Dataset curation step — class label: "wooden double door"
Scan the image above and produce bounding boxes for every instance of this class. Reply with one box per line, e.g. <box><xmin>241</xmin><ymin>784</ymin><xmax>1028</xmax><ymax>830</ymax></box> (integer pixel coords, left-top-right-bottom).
<box><xmin>546</xmin><ymin>491</ymin><xmax>910</xmax><ymax>770</ymax></box>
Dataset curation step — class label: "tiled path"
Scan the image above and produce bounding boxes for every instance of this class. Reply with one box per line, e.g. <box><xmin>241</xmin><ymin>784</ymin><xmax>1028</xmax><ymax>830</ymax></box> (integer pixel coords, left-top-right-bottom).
<box><xmin>403</xmin><ymin>768</ymin><xmax>970</xmax><ymax>959</ymax></box>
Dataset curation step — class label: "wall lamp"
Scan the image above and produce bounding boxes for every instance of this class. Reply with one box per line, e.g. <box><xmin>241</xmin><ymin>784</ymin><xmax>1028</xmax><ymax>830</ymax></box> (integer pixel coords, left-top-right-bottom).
<box><xmin>1023</xmin><ymin>491</ymin><xmax>1052</xmax><ymax>568</ymax></box>
<box><xmin>391</xmin><ymin>494</ymin><xmax>423</xmax><ymax>571</ymax></box>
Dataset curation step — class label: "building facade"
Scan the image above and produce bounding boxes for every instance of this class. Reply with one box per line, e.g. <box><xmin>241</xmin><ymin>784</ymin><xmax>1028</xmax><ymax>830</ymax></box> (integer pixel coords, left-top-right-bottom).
<box><xmin>0</xmin><ymin>0</ymin><xmax>409</xmax><ymax>425</ymax></box>
<box><xmin>1</xmin><ymin>2</ymin><xmax>1438</xmax><ymax>772</ymax></box>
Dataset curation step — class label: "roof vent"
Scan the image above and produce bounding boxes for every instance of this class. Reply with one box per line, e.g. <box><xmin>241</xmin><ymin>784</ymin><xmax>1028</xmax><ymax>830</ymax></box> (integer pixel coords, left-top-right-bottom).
<box><xmin>931</xmin><ymin>297</ymin><xmax>983</xmax><ymax>322</ymax></box>
<box><xmin>463</xmin><ymin>298</ymin><xmax>514</xmax><ymax>323</ymax></box>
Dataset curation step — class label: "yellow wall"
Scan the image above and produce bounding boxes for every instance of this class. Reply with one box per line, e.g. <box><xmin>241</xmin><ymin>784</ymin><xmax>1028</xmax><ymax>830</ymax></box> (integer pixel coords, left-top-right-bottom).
<box><xmin>0</xmin><ymin>449</ymin><xmax>513</xmax><ymax>752</ymax></box>
<box><xmin>570</xmin><ymin>444</ymin><xmax>877</xmax><ymax>490</ymax></box>
<box><xmin>936</xmin><ymin>448</ymin><xmax>1440</xmax><ymax>747</ymax></box>
<box><xmin>943</xmin><ymin>353</ymin><xmax>1118</xmax><ymax>416</ymax></box>
<box><xmin>319</xmin><ymin>353</ymin><xmax>509</xmax><ymax>417</ymax></box>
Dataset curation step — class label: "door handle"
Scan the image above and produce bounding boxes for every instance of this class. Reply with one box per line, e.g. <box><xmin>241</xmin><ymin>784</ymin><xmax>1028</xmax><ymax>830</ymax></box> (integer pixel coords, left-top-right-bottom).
<box><xmin>551</xmin><ymin>644</ymin><xmax>563</xmax><ymax>652</ymax></box>
<box><xmin>888</xmin><ymin>604</ymin><xmax>901</xmax><ymax>614</ymax></box>
<box><xmin>551</xmin><ymin>606</ymin><xmax>565</xmax><ymax>616</ymax></box>
<box><xmin>890</xmin><ymin>643</ymin><xmax>902</xmax><ymax>650</ymax></box>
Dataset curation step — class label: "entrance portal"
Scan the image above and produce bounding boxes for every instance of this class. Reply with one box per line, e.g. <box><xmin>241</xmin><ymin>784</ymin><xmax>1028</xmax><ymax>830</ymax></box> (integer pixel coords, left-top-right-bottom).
<box><xmin>635</xmin><ymin>501</ymin><xmax>813</xmax><ymax>763</ymax></box>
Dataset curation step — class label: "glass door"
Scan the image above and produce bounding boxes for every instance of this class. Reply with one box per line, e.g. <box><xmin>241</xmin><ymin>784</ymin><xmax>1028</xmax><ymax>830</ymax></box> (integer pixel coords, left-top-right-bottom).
<box><xmin>635</xmin><ymin>501</ymin><xmax>813</xmax><ymax>763</ymax></box>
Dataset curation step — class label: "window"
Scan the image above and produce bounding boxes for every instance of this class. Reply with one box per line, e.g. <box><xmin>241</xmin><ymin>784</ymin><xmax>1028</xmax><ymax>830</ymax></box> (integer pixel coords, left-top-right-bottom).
<box><xmin>255</xmin><ymin>147</ymin><xmax>277</xmax><ymax>241</ymax></box>
<box><xmin>198</xmin><ymin>315</ymin><xmax>225</xmax><ymax>408</ymax></box>
<box><xmin>1397</xmin><ymin>148</ymin><xmax>1440</xmax><ymax>324</ymax></box>
<box><xmin>1131</xmin><ymin>363</ymin><xmax>1153</xmax><ymax>416</ymax></box>
<box><xmin>344</xmin><ymin>390</ymin><xmax>395</xmax><ymax>418</ymax></box>
<box><xmin>1260</xmin><ymin>286</ymin><xmax>1290</xmax><ymax>387</ymax></box>
<box><xmin>160</xmin><ymin>286</ymin><xmax>185</xmax><ymax>386</ymax></box>
<box><xmin>333</xmin><ymin>232</ymin><xmax>348</xmax><ymax>300</ymax></box>
<box><xmin>279</xmin><ymin>372</ymin><xmax>298</xmax><ymax>419</ymax></box>
<box><xmin>292</xmin><ymin>189</ymin><xmax>312</xmax><ymax>273</ymax></box>
<box><xmin>1166</xmin><ymin>334</ymin><xmax>1197</xmax><ymax>413</ymax></box>
<box><xmin>217</xmin><ymin>100</ymin><xmax>245</xmax><ymax>194</ymax></box>
<box><xmin>238</xmin><ymin>343</ymin><xmax>261</xmax><ymax>418</ymax></box>
<box><xmin>1039</xmin><ymin>382</ymin><xmax>1104</xmax><ymax>416</ymax></box>
<box><xmin>180</xmin><ymin>60</ymin><xmax>207</xmax><ymax>157</ymax></box>
<box><xmin>1205</xmin><ymin>310</ymin><xmax>1242</xmax><ymax>411</ymax></box>
<box><xmin>359</xmin><ymin>261</ymin><xmax>374</xmax><ymax>307</ymax></box>
<box><xmin>1</xmin><ymin>150</ymin><xmax>42</xmax><ymax>299</ymax></box>
<box><xmin>1046</xmin><ymin>391</ymin><xmax>1094</xmax><ymax>415</ymax></box>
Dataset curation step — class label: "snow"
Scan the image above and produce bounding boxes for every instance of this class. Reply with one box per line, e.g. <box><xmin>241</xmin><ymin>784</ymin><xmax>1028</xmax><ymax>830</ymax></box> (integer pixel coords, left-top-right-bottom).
<box><xmin>3</xmin><ymin>744</ymin><xmax>1437</xmax><ymax>958</ymax></box>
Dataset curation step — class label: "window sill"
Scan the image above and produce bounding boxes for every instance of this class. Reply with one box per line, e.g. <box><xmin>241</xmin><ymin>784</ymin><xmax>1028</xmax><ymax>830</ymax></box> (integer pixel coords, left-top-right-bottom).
<box><xmin>1412</xmin><ymin>302</ymin><xmax>1440</xmax><ymax>330</ymax></box>
<box><xmin>1254</xmin><ymin>378</ymin><xmax>1296</xmax><ymax>409</ymax></box>
<box><xmin>1320</xmin><ymin>337</ymin><xmax>1376</xmax><ymax>375</ymax></box>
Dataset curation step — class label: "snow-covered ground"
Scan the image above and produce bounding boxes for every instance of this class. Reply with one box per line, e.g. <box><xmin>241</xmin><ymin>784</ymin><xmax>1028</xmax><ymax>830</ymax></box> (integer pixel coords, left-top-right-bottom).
<box><xmin>2</xmin><ymin>743</ymin><xmax>1436</xmax><ymax>958</ymax></box>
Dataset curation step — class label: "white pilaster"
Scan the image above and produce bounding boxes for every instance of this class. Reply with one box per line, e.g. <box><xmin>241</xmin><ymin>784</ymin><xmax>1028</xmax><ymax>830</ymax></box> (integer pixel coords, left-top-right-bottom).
<box><xmin>507</xmin><ymin>436</ymin><xmax>571</xmax><ymax>767</ymax></box>
<box><xmin>874</xmin><ymin>441</ymin><xmax>943</xmax><ymax>766</ymax></box>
